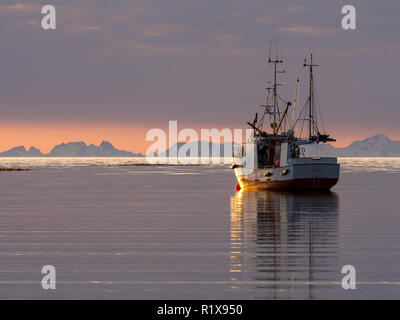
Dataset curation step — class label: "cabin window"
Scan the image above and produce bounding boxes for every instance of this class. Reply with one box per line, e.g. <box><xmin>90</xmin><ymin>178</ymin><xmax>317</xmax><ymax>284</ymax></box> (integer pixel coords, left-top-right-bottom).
<box><xmin>257</xmin><ymin>145</ymin><xmax>269</xmax><ymax>168</ymax></box>
<box><xmin>268</xmin><ymin>146</ymin><xmax>275</xmax><ymax>165</ymax></box>
<box><xmin>291</xmin><ymin>146</ymin><xmax>300</xmax><ymax>158</ymax></box>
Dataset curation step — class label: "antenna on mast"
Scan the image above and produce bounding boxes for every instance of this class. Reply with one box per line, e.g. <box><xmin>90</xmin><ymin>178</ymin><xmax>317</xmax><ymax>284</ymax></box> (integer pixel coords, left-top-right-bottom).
<box><xmin>291</xmin><ymin>78</ymin><xmax>299</xmax><ymax>129</ymax></box>
<box><xmin>268</xmin><ymin>40</ymin><xmax>272</xmax><ymax>62</ymax></box>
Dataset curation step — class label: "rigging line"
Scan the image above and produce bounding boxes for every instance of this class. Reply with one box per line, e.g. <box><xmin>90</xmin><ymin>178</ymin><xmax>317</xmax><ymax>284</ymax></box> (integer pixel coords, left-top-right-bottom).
<box><xmin>299</xmin><ymin>112</ymin><xmax>305</xmax><ymax>139</ymax></box>
<box><xmin>283</xmin><ymin>75</ymin><xmax>288</xmax><ymax>131</ymax></box>
<box><xmin>291</xmin><ymin>79</ymin><xmax>299</xmax><ymax>129</ymax></box>
<box><xmin>277</xmin><ymin>95</ymin><xmax>287</xmax><ymax>104</ymax></box>
<box><xmin>259</xmin><ymin>90</ymin><xmax>270</xmax><ymax>125</ymax></box>
<box><xmin>307</xmin><ymin>61</ymin><xmax>325</xmax><ymax>136</ymax></box>
<box><xmin>257</xmin><ymin>115</ymin><xmax>265</xmax><ymax>131</ymax></box>
<box><xmin>276</xmin><ymin>93</ymin><xmax>287</xmax><ymax>131</ymax></box>
<box><xmin>317</xmin><ymin>104</ymin><xmax>326</xmax><ymax>134</ymax></box>
<box><xmin>277</xmin><ymin>106</ymin><xmax>282</xmax><ymax>127</ymax></box>
<box><xmin>297</xmin><ymin>103</ymin><xmax>307</xmax><ymax>139</ymax></box>
<box><xmin>313</xmin><ymin>120</ymin><xmax>319</xmax><ymax>135</ymax></box>
<box><xmin>292</xmin><ymin>98</ymin><xmax>309</xmax><ymax>129</ymax></box>
<box><xmin>259</xmin><ymin>89</ymin><xmax>274</xmax><ymax>131</ymax></box>
<box><xmin>312</xmin><ymin>93</ymin><xmax>317</xmax><ymax>133</ymax></box>
<box><xmin>313</xmin><ymin>79</ymin><xmax>326</xmax><ymax>134</ymax></box>
<box><xmin>258</xmin><ymin>107</ymin><xmax>269</xmax><ymax>131</ymax></box>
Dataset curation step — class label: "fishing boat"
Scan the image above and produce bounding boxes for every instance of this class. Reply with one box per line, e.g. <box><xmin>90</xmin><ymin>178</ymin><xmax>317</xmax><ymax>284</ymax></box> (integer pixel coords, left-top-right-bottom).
<box><xmin>232</xmin><ymin>49</ymin><xmax>340</xmax><ymax>191</ymax></box>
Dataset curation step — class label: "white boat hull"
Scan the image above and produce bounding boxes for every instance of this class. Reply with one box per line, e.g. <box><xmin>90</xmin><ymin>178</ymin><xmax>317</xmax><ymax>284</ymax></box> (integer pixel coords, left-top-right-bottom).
<box><xmin>234</xmin><ymin>158</ymin><xmax>340</xmax><ymax>191</ymax></box>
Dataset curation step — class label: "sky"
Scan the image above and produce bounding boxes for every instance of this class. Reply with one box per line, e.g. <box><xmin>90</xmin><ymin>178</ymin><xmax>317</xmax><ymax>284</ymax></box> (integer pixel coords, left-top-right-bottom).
<box><xmin>1</xmin><ymin>0</ymin><xmax>400</xmax><ymax>153</ymax></box>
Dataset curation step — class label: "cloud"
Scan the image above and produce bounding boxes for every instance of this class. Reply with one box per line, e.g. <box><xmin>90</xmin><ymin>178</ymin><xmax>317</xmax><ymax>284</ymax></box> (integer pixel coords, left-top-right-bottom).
<box><xmin>1</xmin><ymin>0</ymin><xmax>400</xmax><ymax>144</ymax></box>
<box><xmin>0</xmin><ymin>3</ymin><xmax>37</xmax><ymax>12</ymax></box>
<box><xmin>134</xmin><ymin>42</ymin><xmax>185</xmax><ymax>54</ymax></box>
<box><xmin>142</xmin><ymin>31</ymin><xmax>162</xmax><ymax>37</ymax></box>
<box><xmin>66</xmin><ymin>25</ymin><xmax>101</xmax><ymax>33</ymax></box>
<box><xmin>315</xmin><ymin>42</ymin><xmax>400</xmax><ymax>59</ymax></box>
<box><xmin>288</xmin><ymin>5</ymin><xmax>304</xmax><ymax>13</ymax></box>
<box><xmin>110</xmin><ymin>8</ymin><xmax>153</xmax><ymax>23</ymax></box>
<box><xmin>277</xmin><ymin>26</ymin><xmax>338</xmax><ymax>36</ymax></box>
<box><xmin>26</xmin><ymin>20</ymin><xmax>39</xmax><ymax>26</ymax></box>
<box><xmin>83</xmin><ymin>25</ymin><xmax>101</xmax><ymax>31</ymax></box>
<box><xmin>254</xmin><ymin>13</ymin><xmax>283</xmax><ymax>25</ymax></box>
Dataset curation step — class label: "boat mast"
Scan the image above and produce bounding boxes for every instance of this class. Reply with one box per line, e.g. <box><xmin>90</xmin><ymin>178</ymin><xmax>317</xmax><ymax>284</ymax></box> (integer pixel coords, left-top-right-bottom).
<box><xmin>303</xmin><ymin>54</ymin><xmax>318</xmax><ymax>140</ymax></box>
<box><xmin>268</xmin><ymin>41</ymin><xmax>283</xmax><ymax>135</ymax></box>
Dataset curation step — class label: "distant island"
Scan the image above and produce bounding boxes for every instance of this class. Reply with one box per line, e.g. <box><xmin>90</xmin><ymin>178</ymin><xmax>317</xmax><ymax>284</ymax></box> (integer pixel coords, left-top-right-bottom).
<box><xmin>0</xmin><ymin>134</ymin><xmax>399</xmax><ymax>157</ymax></box>
<box><xmin>159</xmin><ymin>134</ymin><xmax>400</xmax><ymax>158</ymax></box>
<box><xmin>0</xmin><ymin>141</ymin><xmax>144</xmax><ymax>157</ymax></box>
<box><xmin>302</xmin><ymin>134</ymin><xmax>400</xmax><ymax>157</ymax></box>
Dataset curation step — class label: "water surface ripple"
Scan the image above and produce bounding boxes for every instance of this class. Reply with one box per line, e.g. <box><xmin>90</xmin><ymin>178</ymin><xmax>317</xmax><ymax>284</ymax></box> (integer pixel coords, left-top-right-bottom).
<box><xmin>0</xmin><ymin>157</ymin><xmax>399</xmax><ymax>299</ymax></box>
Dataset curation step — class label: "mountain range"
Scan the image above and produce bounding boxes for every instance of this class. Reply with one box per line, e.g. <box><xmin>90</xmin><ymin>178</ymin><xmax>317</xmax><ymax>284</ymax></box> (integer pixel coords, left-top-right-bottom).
<box><xmin>159</xmin><ymin>134</ymin><xmax>400</xmax><ymax>158</ymax></box>
<box><xmin>152</xmin><ymin>141</ymin><xmax>238</xmax><ymax>157</ymax></box>
<box><xmin>303</xmin><ymin>134</ymin><xmax>400</xmax><ymax>157</ymax></box>
<box><xmin>0</xmin><ymin>141</ymin><xmax>143</xmax><ymax>157</ymax></box>
<box><xmin>0</xmin><ymin>134</ymin><xmax>399</xmax><ymax>157</ymax></box>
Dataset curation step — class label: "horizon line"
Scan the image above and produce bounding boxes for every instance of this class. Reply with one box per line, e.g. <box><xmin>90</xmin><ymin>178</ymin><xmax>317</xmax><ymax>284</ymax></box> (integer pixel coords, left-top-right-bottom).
<box><xmin>0</xmin><ymin>132</ymin><xmax>394</xmax><ymax>155</ymax></box>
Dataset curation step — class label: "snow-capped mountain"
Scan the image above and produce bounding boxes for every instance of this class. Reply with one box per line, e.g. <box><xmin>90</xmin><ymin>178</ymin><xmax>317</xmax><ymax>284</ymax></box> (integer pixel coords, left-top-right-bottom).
<box><xmin>303</xmin><ymin>134</ymin><xmax>400</xmax><ymax>157</ymax></box>
<box><xmin>0</xmin><ymin>134</ymin><xmax>399</xmax><ymax>157</ymax></box>
<box><xmin>0</xmin><ymin>141</ymin><xmax>143</xmax><ymax>157</ymax></box>
<box><xmin>153</xmin><ymin>141</ymin><xmax>238</xmax><ymax>157</ymax></box>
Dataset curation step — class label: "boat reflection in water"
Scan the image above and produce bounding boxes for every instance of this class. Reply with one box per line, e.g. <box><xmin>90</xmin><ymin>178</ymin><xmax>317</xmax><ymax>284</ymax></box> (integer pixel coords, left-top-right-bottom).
<box><xmin>230</xmin><ymin>190</ymin><xmax>340</xmax><ymax>299</ymax></box>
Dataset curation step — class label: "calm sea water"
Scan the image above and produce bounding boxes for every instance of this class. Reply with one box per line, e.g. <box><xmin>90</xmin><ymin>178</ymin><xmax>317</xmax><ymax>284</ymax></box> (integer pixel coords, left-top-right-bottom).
<box><xmin>0</xmin><ymin>157</ymin><xmax>399</xmax><ymax>299</ymax></box>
